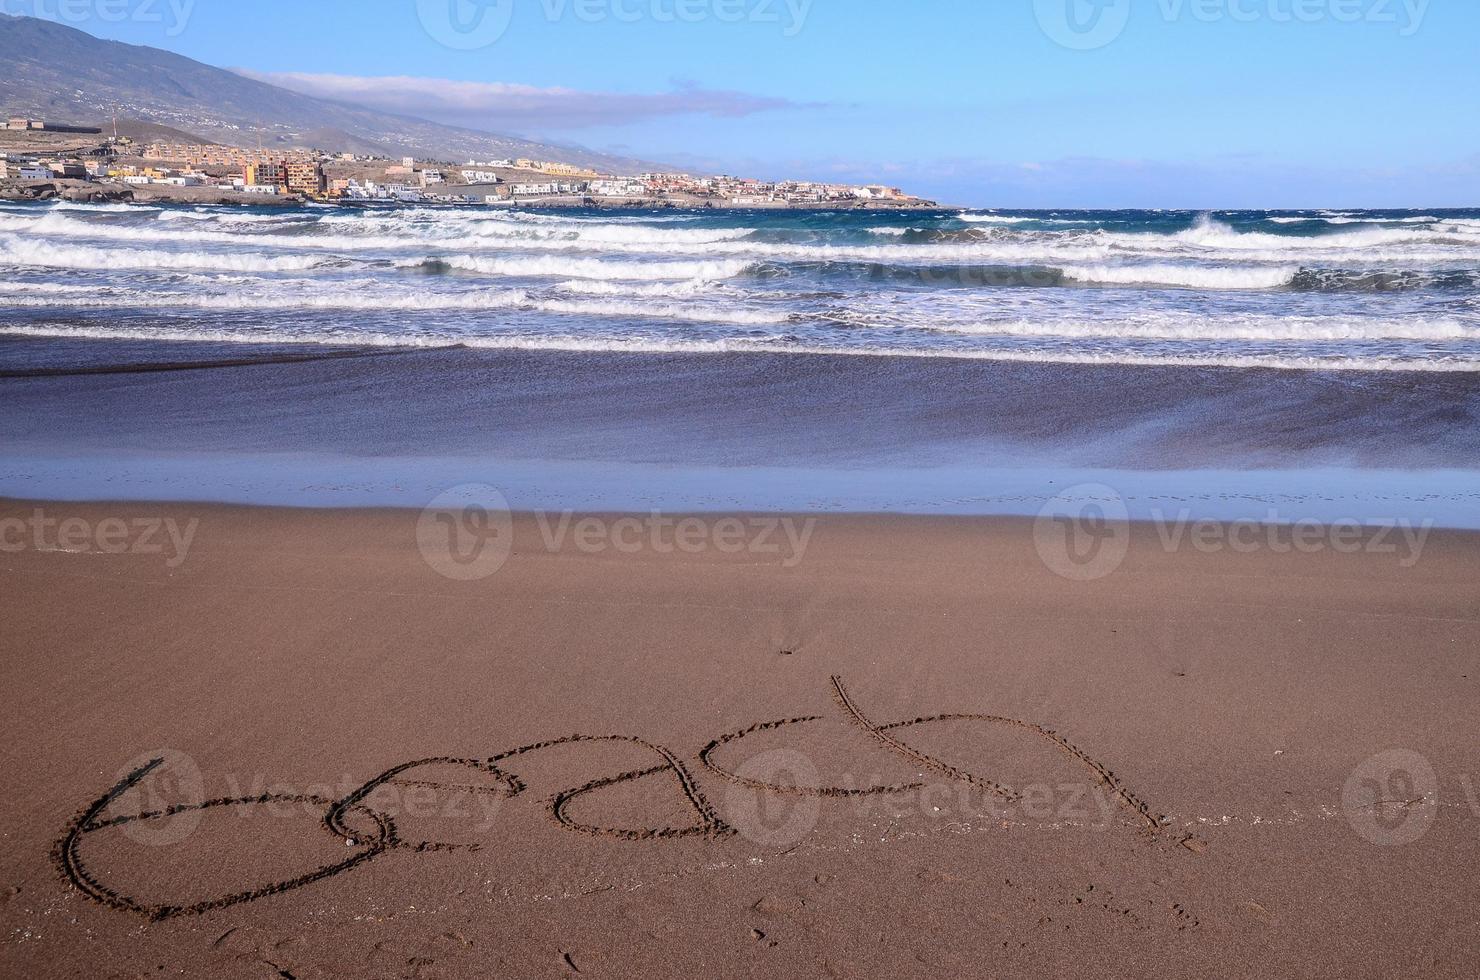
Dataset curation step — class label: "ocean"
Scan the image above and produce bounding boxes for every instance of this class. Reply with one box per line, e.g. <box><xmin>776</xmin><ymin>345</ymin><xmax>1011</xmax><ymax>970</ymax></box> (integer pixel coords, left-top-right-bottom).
<box><xmin>2</xmin><ymin>202</ymin><xmax>1479</xmax><ymax>370</ymax></box>
<box><xmin>2</xmin><ymin>201</ymin><xmax>1478</xmax><ymax>520</ymax></box>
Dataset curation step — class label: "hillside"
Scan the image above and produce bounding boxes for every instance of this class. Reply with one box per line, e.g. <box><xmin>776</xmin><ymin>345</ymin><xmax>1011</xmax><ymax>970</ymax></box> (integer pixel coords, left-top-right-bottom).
<box><xmin>0</xmin><ymin>14</ymin><xmax>665</xmax><ymax>173</ymax></box>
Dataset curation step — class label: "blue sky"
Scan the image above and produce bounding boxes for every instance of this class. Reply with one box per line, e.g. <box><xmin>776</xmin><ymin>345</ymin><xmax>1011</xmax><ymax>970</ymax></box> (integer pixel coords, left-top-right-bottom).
<box><xmin>15</xmin><ymin>0</ymin><xmax>1480</xmax><ymax>206</ymax></box>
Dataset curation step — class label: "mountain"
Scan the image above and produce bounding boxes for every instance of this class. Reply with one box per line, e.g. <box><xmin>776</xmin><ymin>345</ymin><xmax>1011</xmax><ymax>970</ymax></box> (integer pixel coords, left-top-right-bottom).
<box><xmin>0</xmin><ymin>14</ymin><xmax>665</xmax><ymax>173</ymax></box>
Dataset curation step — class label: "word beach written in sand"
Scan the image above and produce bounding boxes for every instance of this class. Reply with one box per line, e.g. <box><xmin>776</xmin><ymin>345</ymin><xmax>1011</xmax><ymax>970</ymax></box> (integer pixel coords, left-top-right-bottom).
<box><xmin>56</xmin><ymin>677</ymin><xmax>1163</xmax><ymax>921</ymax></box>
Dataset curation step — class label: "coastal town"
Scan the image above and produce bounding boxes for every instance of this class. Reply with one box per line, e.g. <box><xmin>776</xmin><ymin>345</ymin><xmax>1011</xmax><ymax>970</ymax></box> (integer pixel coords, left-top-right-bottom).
<box><xmin>0</xmin><ymin>116</ymin><xmax>935</xmax><ymax>210</ymax></box>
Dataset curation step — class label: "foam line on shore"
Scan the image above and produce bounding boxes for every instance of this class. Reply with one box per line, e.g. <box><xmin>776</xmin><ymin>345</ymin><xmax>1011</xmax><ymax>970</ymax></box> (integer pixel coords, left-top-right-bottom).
<box><xmin>7</xmin><ymin>323</ymin><xmax>1480</xmax><ymax>372</ymax></box>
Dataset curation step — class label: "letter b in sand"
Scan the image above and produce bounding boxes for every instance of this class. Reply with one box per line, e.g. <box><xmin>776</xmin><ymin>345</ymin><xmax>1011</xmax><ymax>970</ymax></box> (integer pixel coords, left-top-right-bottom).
<box><xmin>1034</xmin><ymin>483</ymin><xmax>1131</xmax><ymax>581</ymax></box>
<box><xmin>417</xmin><ymin>484</ymin><xmax>515</xmax><ymax>581</ymax></box>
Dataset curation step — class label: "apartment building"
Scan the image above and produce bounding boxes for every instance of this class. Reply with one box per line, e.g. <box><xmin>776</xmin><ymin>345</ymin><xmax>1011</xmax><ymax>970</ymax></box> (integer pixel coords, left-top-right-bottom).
<box><xmin>284</xmin><ymin>160</ymin><xmax>326</xmax><ymax>195</ymax></box>
<box><xmin>244</xmin><ymin>162</ymin><xmax>287</xmax><ymax>189</ymax></box>
<box><xmin>589</xmin><ymin>179</ymin><xmax>645</xmax><ymax>197</ymax></box>
<box><xmin>145</xmin><ymin>142</ymin><xmax>317</xmax><ymax>169</ymax></box>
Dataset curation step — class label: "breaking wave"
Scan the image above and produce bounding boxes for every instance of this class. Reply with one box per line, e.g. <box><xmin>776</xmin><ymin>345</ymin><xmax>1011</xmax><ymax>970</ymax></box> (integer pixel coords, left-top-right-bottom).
<box><xmin>405</xmin><ymin>254</ymin><xmax>755</xmax><ymax>281</ymax></box>
<box><xmin>2</xmin><ymin>201</ymin><xmax>1477</xmax><ymax>373</ymax></box>
<box><xmin>0</xmin><ymin>236</ymin><xmax>330</xmax><ymax>272</ymax></box>
<box><xmin>1061</xmin><ymin>263</ymin><xmax>1298</xmax><ymax>290</ymax></box>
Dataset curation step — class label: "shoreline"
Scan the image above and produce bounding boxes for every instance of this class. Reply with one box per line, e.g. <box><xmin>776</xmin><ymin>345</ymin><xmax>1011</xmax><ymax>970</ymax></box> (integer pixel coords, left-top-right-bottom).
<box><xmin>0</xmin><ymin>179</ymin><xmax>944</xmax><ymax>210</ymax></box>
<box><xmin>6</xmin><ymin>492</ymin><xmax>1479</xmax><ymax>533</ymax></box>
<box><xmin>5</xmin><ymin>347</ymin><xmax>1478</xmax><ymax>506</ymax></box>
<box><xmin>3</xmin><ymin>457</ymin><xmax>1479</xmax><ymax>529</ymax></box>
<box><xmin>6</xmin><ymin>327</ymin><xmax>1480</xmax><ymax>374</ymax></box>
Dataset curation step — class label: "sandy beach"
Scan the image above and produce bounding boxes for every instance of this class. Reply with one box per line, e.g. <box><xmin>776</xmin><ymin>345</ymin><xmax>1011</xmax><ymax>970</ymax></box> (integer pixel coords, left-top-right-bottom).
<box><xmin>2</xmin><ymin>500</ymin><xmax>1477</xmax><ymax>978</ymax></box>
<box><xmin>5</xmin><ymin>2</ymin><xmax>1480</xmax><ymax>975</ymax></box>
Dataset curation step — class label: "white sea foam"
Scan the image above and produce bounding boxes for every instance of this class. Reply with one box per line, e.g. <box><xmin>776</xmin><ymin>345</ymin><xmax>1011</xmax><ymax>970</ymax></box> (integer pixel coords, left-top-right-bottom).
<box><xmin>1322</xmin><ymin>215</ymin><xmax>1439</xmax><ymax>225</ymax></box>
<box><xmin>9</xmin><ymin>207</ymin><xmax>1477</xmax><ymax>272</ymax></box>
<box><xmin>1</xmin><ymin>210</ymin><xmax>752</xmax><ymax>254</ymax></box>
<box><xmin>554</xmin><ymin>278</ymin><xmax>715</xmax><ymax>298</ymax></box>
<box><xmin>14</xmin><ymin>212</ymin><xmax>433</xmax><ymax>251</ymax></box>
<box><xmin>6</xmin><ymin>321</ymin><xmax>1477</xmax><ymax>372</ymax></box>
<box><xmin>1061</xmin><ymin>263</ymin><xmax>1298</xmax><ymax>290</ymax></box>
<box><xmin>530</xmin><ymin>297</ymin><xmax>788</xmax><ymax>324</ymax></box>
<box><xmin>1170</xmin><ymin>214</ymin><xmax>1473</xmax><ymax>251</ymax></box>
<box><xmin>517</xmin><ymin>223</ymin><xmax>754</xmax><ymax>245</ymax></box>
<box><xmin>959</xmin><ymin>213</ymin><xmax>1033</xmax><ymax>224</ymax></box>
<box><xmin>5</xmin><ymin>201</ymin><xmax>1477</xmax><ymax>373</ymax></box>
<box><xmin>0</xmin><ymin>281</ymin><xmax>99</xmax><ymax>295</ymax></box>
<box><xmin>921</xmin><ymin>314</ymin><xmax>1475</xmax><ymax>343</ymax></box>
<box><xmin>413</xmin><ymin>254</ymin><xmax>754</xmax><ymax>281</ymax></box>
<box><xmin>0</xmin><ymin>283</ymin><xmax>787</xmax><ymax>324</ymax></box>
<box><xmin>0</xmin><ymin>286</ymin><xmax>529</xmax><ymax>311</ymax></box>
<box><xmin>0</xmin><ymin>236</ymin><xmax>329</xmax><ymax>272</ymax></box>
<box><xmin>49</xmin><ymin>201</ymin><xmax>155</xmax><ymax>213</ymax></box>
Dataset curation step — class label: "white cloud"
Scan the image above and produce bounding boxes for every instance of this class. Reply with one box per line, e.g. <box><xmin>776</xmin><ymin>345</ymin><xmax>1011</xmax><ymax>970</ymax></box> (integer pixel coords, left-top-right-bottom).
<box><xmin>235</xmin><ymin>70</ymin><xmax>808</xmax><ymax>133</ymax></box>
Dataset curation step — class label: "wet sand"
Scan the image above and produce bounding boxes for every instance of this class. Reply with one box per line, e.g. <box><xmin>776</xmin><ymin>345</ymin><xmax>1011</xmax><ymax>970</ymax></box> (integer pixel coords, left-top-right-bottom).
<box><xmin>5</xmin><ymin>344</ymin><xmax>1480</xmax><ymax>472</ymax></box>
<box><xmin>2</xmin><ymin>500</ymin><xmax>1478</xmax><ymax>978</ymax></box>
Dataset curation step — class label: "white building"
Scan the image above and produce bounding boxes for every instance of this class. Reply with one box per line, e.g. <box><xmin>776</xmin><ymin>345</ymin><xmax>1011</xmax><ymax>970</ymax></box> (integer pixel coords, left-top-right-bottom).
<box><xmin>460</xmin><ymin>169</ymin><xmax>500</xmax><ymax>184</ymax></box>
<box><xmin>590</xmin><ymin>179</ymin><xmax>645</xmax><ymax>197</ymax></box>
<box><xmin>18</xmin><ymin>165</ymin><xmax>53</xmax><ymax>180</ymax></box>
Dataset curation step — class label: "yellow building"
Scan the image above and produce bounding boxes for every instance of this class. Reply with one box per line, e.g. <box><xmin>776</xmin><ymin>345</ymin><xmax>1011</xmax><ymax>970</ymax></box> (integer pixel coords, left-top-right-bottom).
<box><xmin>541</xmin><ymin>161</ymin><xmax>595</xmax><ymax>177</ymax></box>
<box><xmin>244</xmin><ymin>163</ymin><xmax>287</xmax><ymax>188</ymax></box>
<box><xmin>146</xmin><ymin>142</ymin><xmax>316</xmax><ymax>169</ymax></box>
<box><xmin>284</xmin><ymin>160</ymin><xmax>325</xmax><ymax>196</ymax></box>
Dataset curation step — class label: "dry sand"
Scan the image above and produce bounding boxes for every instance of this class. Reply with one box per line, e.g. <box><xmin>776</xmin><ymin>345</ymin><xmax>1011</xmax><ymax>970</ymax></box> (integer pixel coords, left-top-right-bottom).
<box><xmin>2</xmin><ymin>501</ymin><xmax>1478</xmax><ymax>978</ymax></box>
